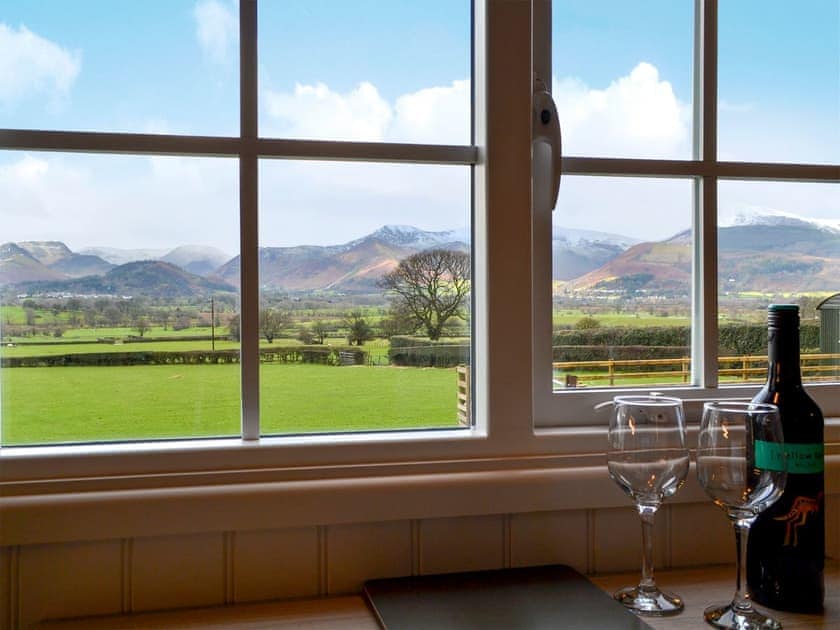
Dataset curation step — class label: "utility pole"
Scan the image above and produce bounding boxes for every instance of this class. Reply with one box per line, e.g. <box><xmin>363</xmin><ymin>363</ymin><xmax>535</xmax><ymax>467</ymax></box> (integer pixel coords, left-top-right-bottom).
<box><xmin>211</xmin><ymin>296</ymin><xmax>215</xmax><ymax>351</ymax></box>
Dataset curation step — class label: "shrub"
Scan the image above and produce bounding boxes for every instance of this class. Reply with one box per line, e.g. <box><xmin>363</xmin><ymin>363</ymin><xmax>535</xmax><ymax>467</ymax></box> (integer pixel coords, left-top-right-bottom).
<box><xmin>389</xmin><ymin>336</ymin><xmax>469</xmax><ymax>367</ymax></box>
<box><xmin>574</xmin><ymin>316</ymin><xmax>600</xmax><ymax>330</ymax></box>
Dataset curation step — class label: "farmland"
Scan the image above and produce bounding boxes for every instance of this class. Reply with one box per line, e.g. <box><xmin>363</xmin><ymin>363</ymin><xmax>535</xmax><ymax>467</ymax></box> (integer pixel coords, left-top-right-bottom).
<box><xmin>1</xmin><ymin>363</ymin><xmax>459</xmax><ymax>445</ymax></box>
<box><xmin>1</xmin><ymin>289</ymin><xmax>834</xmax><ymax>446</ymax></box>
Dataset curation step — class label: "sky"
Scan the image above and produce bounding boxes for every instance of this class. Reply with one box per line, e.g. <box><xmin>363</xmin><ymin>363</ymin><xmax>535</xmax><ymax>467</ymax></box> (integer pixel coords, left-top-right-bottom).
<box><xmin>0</xmin><ymin>0</ymin><xmax>837</xmax><ymax>254</ymax></box>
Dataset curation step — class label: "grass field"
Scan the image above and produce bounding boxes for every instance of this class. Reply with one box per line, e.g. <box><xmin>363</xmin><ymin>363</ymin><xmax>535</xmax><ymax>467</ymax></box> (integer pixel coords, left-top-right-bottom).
<box><xmin>0</xmin><ymin>363</ymin><xmax>459</xmax><ymax>445</ymax></box>
<box><xmin>552</xmin><ymin>310</ymin><xmax>690</xmax><ymax>327</ymax></box>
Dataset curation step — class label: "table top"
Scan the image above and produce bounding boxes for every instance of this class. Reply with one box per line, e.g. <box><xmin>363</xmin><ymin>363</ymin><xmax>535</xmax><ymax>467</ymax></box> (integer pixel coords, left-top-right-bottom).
<box><xmin>589</xmin><ymin>563</ymin><xmax>838</xmax><ymax>630</ymax></box>
<box><xmin>36</xmin><ymin>560</ymin><xmax>838</xmax><ymax>629</ymax></box>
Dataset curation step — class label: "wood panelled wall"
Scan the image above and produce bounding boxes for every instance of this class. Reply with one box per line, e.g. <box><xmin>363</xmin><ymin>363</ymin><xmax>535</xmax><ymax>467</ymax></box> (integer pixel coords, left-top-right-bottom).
<box><xmin>3</xmin><ymin>497</ymin><xmax>838</xmax><ymax>628</ymax></box>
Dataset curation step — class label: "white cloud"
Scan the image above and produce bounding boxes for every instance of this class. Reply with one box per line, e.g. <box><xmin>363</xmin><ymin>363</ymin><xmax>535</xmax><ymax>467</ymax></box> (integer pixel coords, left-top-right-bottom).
<box><xmin>0</xmin><ymin>153</ymin><xmax>239</xmax><ymax>252</ymax></box>
<box><xmin>194</xmin><ymin>0</ymin><xmax>238</xmax><ymax>66</ymax></box>
<box><xmin>6</xmin><ymin>61</ymin><xmax>831</xmax><ymax>251</ymax></box>
<box><xmin>391</xmin><ymin>80</ymin><xmax>470</xmax><ymax>144</ymax></box>
<box><xmin>0</xmin><ymin>23</ymin><xmax>80</xmax><ymax>108</ymax></box>
<box><xmin>553</xmin><ymin>62</ymin><xmax>691</xmax><ymax>159</ymax></box>
<box><xmin>0</xmin><ymin>155</ymin><xmax>51</xmax><ymax>218</ymax></box>
<box><xmin>265</xmin><ymin>81</ymin><xmax>392</xmax><ymax>141</ymax></box>
<box><xmin>264</xmin><ymin>79</ymin><xmax>469</xmax><ymax>145</ymax></box>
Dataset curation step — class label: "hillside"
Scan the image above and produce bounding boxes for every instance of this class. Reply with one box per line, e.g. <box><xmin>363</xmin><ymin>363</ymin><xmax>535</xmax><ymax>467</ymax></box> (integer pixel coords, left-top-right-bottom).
<box><xmin>0</xmin><ymin>242</ymin><xmax>65</xmax><ymax>285</ymax></box>
<box><xmin>2</xmin><ymin>240</ymin><xmax>114</xmax><ymax>284</ymax></box>
<box><xmin>13</xmin><ymin>260</ymin><xmax>236</xmax><ymax>298</ymax></box>
<box><xmin>564</xmin><ymin>218</ymin><xmax>840</xmax><ymax>295</ymax></box>
<box><xmin>161</xmin><ymin>245</ymin><xmax>231</xmax><ymax>277</ymax></box>
<box><xmin>217</xmin><ymin>225</ymin><xmax>470</xmax><ymax>292</ymax></box>
<box><xmin>553</xmin><ymin>227</ymin><xmax>639</xmax><ymax>280</ymax></box>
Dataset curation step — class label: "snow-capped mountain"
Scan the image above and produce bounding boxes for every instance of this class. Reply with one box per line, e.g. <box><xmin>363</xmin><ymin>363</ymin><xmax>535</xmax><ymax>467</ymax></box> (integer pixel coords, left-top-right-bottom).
<box><xmin>723</xmin><ymin>208</ymin><xmax>840</xmax><ymax>234</ymax></box>
<box><xmin>217</xmin><ymin>225</ymin><xmax>469</xmax><ymax>292</ymax></box>
<box><xmin>552</xmin><ymin>226</ymin><xmax>641</xmax><ymax>280</ymax></box>
<box><xmin>351</xmin><ymin>224</ymin><xmax>469</xmax><ymax>250</ymax></box>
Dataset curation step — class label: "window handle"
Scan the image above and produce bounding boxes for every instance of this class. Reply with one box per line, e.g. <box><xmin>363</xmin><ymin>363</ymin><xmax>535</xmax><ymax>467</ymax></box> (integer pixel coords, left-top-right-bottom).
<box><xmin>533</xmin><ymin>78</ymin><xmax>562</xmax><ymax>210</ymax></box>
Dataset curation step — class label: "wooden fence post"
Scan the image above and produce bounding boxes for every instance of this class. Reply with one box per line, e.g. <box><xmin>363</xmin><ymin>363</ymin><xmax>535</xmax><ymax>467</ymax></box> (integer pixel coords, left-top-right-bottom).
<box><xmin>457</xmin><ymin>365</ymin><xmax>470</xmax><ymax>426</ymax></box>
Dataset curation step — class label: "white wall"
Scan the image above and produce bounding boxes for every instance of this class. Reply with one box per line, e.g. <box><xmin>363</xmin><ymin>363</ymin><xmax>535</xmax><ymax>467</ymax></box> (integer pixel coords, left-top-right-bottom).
<box><xmin>2</xmin><ymin>495</ymin><xmax>838</xmax><ymax>628</ymax></box>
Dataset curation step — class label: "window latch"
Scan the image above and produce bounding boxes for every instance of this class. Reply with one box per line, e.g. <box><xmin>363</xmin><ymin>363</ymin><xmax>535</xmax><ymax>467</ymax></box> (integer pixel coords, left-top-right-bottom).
<box><xmin>533</xmin><ymin>77</ymin><xmax>562</xmax><ymax>210</ymax></box>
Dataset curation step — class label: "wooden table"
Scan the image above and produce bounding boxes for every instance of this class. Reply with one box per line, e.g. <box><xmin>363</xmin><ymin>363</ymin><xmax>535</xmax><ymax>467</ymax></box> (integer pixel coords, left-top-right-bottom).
<box><xmin>36</xmin><ymin>560</ymin><xmax>838</xmax><ymax>629</ymax></box>
<box><xmin>590</xmin><ymin>563</ymin><xmax>838</xmax><ymax>629</ymax></box>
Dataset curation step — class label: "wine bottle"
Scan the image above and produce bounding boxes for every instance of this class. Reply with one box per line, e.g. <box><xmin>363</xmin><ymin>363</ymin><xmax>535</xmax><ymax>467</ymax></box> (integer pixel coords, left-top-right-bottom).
<box><xmin>746</xmin><ymin>304</ymin><xmax>824</xmax><ymax>612</ymax></box>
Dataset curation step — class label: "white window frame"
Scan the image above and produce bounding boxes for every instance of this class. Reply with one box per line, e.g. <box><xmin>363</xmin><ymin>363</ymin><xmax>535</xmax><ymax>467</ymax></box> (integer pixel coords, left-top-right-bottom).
<box><xmin>533</xmin><ymin>0</ymin><xmax>840</xmax><ymax>428</ymax></box>
<box><xmin>0</xmin><ymin>1</ymin><xmax>836</xmax><ymax>537</ymax></box>
<box><xmin>0</xmin><ymin>0</ymin><xmax>547</xmax><ymax>492</ymax></box>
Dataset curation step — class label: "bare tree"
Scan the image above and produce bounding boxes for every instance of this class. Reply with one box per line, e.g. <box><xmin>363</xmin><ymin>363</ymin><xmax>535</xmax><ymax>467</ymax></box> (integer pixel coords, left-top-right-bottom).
<box><xmin>227</xmin><ymin>313</ymin><xmax>241</xmax><ymax>341</ymax></box>
<box><xmin>133</xmin><ymin>316</ymin><xmax>151</xmax><ymax>337</ymax></box>
<box><xmin>343</xmin><ymin>311</ymin><xmax>374</xmax><ymax>346</ymax></box>
<box><xmin>311</xmin><ymin>320</ymin><xmax>329</xmax><ymax>345</ymax></box>
<box><xmin>259</xmin><ymin>309</ymin><xmax>290</xmax><ymax>344</ymax></box>
<box><xmin>379</xmin><ymin>249</ymin><xmax>470</xmax><ymax>341</ymax></box>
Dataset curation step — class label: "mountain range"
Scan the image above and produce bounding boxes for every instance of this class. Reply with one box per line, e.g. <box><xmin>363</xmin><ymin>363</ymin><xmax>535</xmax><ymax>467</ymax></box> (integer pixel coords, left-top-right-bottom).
<box><xmin>215</xmin><ymin>225</ymin><xmax>468</xmax><ymax>292</ymax></box>
<box><xmin>2</xmin><ymin>216</ymin><xmax>837</xmax><ymax>298</ymax></box>
<box><xmin>563</xmin><ymin>215</ymin><xmax>840</xmax><ymax>294</ymax></box>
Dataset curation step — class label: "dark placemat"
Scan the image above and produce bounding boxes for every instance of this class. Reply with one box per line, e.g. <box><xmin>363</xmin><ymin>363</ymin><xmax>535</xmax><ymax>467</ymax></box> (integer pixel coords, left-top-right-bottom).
<box><xmin>363</xmin><ymin>564</ymin><xmax>653</xmax><ymax>629</ymax></box>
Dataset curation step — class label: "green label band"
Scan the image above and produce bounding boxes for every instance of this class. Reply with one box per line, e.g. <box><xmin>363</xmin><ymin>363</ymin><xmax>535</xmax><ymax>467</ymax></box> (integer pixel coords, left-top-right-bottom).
<box><xmin>754</xmin><ymin>440</ymin><xmax>824</xmax><ymax>474</ymax></box>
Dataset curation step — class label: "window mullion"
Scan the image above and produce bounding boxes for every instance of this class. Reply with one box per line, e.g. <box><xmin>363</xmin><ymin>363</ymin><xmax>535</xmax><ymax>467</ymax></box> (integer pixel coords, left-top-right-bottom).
<box><xmin>239</xmin><ymin>0</ymin><xmax>260</xmax><ymax>440</ymax></box>
<box><xmin>692</xmin><ymin>0</ymin><xmax>719</xmax><ymax>389</ymax></box>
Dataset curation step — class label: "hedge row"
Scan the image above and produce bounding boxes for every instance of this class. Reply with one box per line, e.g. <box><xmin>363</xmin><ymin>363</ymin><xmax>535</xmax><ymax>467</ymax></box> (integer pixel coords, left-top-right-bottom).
<box><xmin>554</xmin><ymin>326</ymin><xmax>690</xmax><ymax>348</ymax></box>
<box><xmin>553</xmin><ymin>323</ymin><xmax>820</xmax><ymax>357</ymax></box>
<box><xmin>2</xmin><ymin>345</ymin><xmax>367</xmax><ymax>368</ymax></box>
<box><xmin>389</xmin><ymin>336</ymin><xmax>470</xmax><ymax>368</ymax></box>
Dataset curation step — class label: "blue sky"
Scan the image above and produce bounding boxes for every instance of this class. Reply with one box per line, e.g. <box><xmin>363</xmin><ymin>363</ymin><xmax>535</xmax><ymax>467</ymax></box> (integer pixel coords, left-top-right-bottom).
<box><xmin>0</xmin><ymin>0</ymin><xmax>837</xmax><ymax>252</ymax></box>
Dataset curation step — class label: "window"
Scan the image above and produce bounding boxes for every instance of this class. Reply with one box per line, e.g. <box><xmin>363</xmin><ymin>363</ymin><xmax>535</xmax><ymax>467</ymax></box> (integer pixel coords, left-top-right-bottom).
<box><xmin>0</xmin><ymin>1</ymin><xmax>835</xmax><ymax>496</ymax></box>
<box><xmin>535</xmin><ymin>0</ymin><xmax>840</xmax><ymax>426</ymax></box>
<box><xmin>0</xmin><ymin>1</ymin><xmax>474</xmax><ymax>446</ymax></box>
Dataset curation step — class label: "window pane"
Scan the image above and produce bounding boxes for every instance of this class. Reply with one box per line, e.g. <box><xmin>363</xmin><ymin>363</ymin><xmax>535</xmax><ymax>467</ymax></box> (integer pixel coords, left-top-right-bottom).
<box><xmin>258</xmin><ymin>160</ymin><xmax>471</xmax><ymax>434</ymax></box>
<box><xmin>0</xmin><ymin>152</ymin><xmax>240</xmax><ymax>445</ymax></box>
<box><xmin>259</xmin><ymin>1</ymin><xmax>471</xmax><ymax>144</ymax></box>
<box><xmin>551</xmin><ymin>1</ymin><xmax>693</xmax><ymax>159</ymax></box>
<box><xmin>718</xmin><ymin>180</ymin><xmax>840</xmax><ymax>384</ymax></box>
<box><xmin>719</xmin><ymin>0</ymin><xmax>839</xmax><ymax>164</ymax></box>
<box><xmin>1</xmin><ymin>1</ymin><xmax>238</xmax><ymax>135</ymax></box>
<box><xmin>552</xmin><ymin>176</ymin><xmax>692</xmax><ymax>390</ymax></box>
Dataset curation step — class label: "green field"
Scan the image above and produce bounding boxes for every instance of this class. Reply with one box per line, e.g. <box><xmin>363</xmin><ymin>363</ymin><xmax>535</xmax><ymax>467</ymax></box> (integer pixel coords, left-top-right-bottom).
<box><xmin>0</xmin><ymin>363</ymin><xmax>459</xmax><ymax>445</ymax></box>
<box><xmin>552</xmin><ymin>310</ymin><xmax>690</xmax><ymax>328</ymax></box>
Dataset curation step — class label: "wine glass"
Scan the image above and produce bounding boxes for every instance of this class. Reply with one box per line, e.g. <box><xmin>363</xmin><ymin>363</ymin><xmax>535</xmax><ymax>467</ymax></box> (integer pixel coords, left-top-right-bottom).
<box><xmin>697</xmin><ymin>401</ymin><xmax>786</xmax><ymax>629</ymax></box>
<box><xmin>607</xmin><ymin>394</ymin><xmax>689</xmax><ymax>615</ymax></box>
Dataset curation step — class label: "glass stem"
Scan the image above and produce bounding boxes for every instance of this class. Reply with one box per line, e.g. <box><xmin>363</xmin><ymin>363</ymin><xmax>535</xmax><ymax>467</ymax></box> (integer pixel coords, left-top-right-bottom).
<box><xmin>733</xmin><ymin>519</ymin><xmax>753</xmax><ymax>612</ymax></box>
<box><xmin>638</xmin><ymin>504</ymin><xmax>658</xmax><ymax>591</ymax></box>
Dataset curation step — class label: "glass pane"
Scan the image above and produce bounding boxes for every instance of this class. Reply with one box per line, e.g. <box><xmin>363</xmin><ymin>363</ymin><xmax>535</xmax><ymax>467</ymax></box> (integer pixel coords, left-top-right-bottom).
<box><xmin>552</xmin><ymin>176</ymin><xmax>693</xmax><ymax>390</ymax></box>
<box><xmin>259</xmin><ymin>1</ymin><xmax>471</xmax><ymax>143</ymax></box>
<box><xmin>258</xmin><ymin>160</ymin><xmax>471</xmax><ymax>434</ymax></box>
<box><xmin>1</xmin><ymin>1</ymin><xmax>238</xmax><ymax>135</ymax></box>
<box><xmin>718</xmin><ymin>180</ymin><xmax>840</xmax><ymax>384</ymax></box>
<box><xmin>551</xmin><ymin>1</ymin><xmax>693</xmax><ymax>159</ymax></box>
<box><xmin>0</xmin><ymin>152</ymin><xmax>240</xmax><ymax>445</ymax></box>
<box><xmin>719</xmin><ymin>0</ymin><xmax>839</xmax><ymax>164</ymax></box>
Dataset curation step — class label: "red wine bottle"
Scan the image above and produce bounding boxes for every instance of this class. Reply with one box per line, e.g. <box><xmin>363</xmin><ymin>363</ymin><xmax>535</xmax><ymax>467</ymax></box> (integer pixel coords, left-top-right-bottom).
<box><xmin>746</xmin><ymin>304</ymin><xmax>824</xmax><ymax>612</ymax></box>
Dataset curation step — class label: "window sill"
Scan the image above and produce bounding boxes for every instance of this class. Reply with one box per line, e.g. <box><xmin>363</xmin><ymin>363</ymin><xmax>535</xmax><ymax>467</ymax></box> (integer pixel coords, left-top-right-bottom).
<box><xmin>2</xmin><ymin>420</ymin><xmax>837</xmax><ymax>547</ymax></box>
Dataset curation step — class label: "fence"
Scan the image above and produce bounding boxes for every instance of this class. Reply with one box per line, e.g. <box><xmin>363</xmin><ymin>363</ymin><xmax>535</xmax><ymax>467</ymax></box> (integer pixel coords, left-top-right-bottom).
<box><xmin>554</xmin><ymin>353</ymin><xmax>840</xmax><ymax>388</ymax></box>
<box><xmin>456</xmin><ymin>365</ymin><xmax>470</xmax><ymax>426</ymax></box>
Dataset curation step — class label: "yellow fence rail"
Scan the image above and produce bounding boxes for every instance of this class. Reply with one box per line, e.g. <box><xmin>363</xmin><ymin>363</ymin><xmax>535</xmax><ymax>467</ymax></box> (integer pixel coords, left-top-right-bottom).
<box><xmin>553</xmin><ymin>353</ymin><xmax>840</xmax><ymax>388</ymax></box>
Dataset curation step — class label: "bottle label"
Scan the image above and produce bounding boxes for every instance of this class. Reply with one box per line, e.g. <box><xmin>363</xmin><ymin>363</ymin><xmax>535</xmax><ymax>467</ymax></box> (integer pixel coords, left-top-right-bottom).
<box><xmin>772</xmin><ymin>493</ymin><xmax>823</xmax><ymax>547</ymax></box>
<box><xmin>754</xmin><ymin>440</ymin><xmax>824</xmax><ymax>474</ymax></box>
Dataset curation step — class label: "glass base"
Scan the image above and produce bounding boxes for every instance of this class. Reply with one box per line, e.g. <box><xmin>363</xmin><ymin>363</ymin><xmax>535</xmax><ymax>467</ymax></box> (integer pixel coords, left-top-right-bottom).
<box><xmin>613</xmin><ymin>585</ymin><xmax>684</xmax><ymax>616</ymax></box>
<box><xmin>703</xmin><ymin>602</ymin><xmax>782</xmax><ymax>629</ymax></box>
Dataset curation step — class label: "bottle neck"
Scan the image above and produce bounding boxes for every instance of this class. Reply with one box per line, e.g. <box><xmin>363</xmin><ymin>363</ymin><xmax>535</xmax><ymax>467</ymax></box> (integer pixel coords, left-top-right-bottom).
<box><xmin>766</xmin><ymin>325</ymin><xmax>802</xmax><ymax>387</ymax></box>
